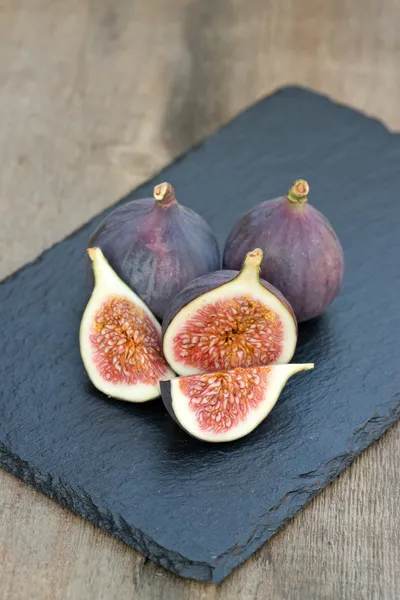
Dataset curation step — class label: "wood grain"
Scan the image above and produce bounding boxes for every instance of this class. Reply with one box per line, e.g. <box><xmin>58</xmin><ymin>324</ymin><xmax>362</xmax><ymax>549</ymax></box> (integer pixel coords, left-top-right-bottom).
<box><xmin>0</xmin><ymin>0</ymin><xmax>399</xmax><ymax>598</ymax></box>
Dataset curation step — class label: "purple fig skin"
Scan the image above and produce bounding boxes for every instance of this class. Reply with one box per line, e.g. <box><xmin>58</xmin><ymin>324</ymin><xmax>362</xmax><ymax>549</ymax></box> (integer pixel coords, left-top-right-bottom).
<box><xmin>160</xmin><ymin>380</ymin><xmax>182</xmax><ymax>427</ymax></box>
<box><xmin>162</xmin><ymin>269</ymin><xmax>296</xmax><ymax>337</ymax></box>
<box><xmin>223</xmin><ymin>180</ymin><xmax>344</xmax><ymax>323</ymax></box>
<box><xmin>86</xmin><ymin>183</ymin><xmax>220</xmax><ymax>320</ymax></box>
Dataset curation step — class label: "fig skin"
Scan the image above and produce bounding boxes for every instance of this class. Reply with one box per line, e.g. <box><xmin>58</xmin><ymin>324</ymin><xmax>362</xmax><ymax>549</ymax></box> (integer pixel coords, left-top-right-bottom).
<box><xmin>223</xmin><ymin>180</ymin><xmax>344</xmax><ymax>323</ymax></box>
<box><xmin>86</xmin><ymin>182</ymin><xmax>220</xmax><ymax>320</ymax></box>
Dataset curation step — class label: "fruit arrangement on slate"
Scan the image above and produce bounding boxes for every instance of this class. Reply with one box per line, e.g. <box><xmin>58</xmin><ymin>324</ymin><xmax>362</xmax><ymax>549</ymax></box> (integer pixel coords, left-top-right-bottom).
<box><xmin>80</xmin><ymin>179</ymin><xmax>344</xmax><ymax>442</ymax></box>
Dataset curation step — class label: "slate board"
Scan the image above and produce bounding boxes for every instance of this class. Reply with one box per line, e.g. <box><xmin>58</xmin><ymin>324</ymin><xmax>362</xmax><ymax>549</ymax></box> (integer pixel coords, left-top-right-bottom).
<box><xmin>1</xmin><ymin>86</ymin><xmax>400</xmax><ymax>583</ymax></box>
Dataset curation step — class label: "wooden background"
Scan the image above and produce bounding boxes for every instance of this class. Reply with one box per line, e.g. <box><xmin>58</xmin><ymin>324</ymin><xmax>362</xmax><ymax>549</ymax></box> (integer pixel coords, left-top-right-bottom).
<box><xmin>1</xmin><ymin>1</ymin><xmax>399</xmax><ymax>598</ymax></box>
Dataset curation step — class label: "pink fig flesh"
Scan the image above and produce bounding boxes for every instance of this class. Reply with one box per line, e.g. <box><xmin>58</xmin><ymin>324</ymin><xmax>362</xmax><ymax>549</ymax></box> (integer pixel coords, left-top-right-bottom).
<box><xmin>223</xmin><ymin>180</ymin><xmax>344</xmax><ymax>323</ymax></box>
<box><xmin>90</xmin><ymin>296</ymin><xmax>168</xmax><ymax>386</ymax></box>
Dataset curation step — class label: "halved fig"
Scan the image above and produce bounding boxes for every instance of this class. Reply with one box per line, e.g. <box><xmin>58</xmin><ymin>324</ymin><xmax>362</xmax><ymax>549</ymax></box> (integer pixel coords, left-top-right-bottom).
<box><xmin>80</xmin><ymin>247</ymin><xmax>174</xmax><ymax>402</ymax></box>
<box><xmin>162</xmin><ymin>249</ymin><xmax>297</xmax><ymax>376</ymax></box>
<box><xmin>161</xmin><ymin>363</ymin><xmax>314</xmax><ymax>442</ymax></box>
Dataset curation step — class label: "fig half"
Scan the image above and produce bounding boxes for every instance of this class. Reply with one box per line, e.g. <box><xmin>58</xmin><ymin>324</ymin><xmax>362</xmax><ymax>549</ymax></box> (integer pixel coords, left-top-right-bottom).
<box><xmin>161</xmin><ymin>363</ymin><xmax>314</xmax><ymax>442</ymax></box>
<box><xmin>87</xmin><ymin>182</ymin><xmax>220</xmax><ymax>320</ymax></box>
<box><xmin>162</xmin><ymin>248</ymin><xmax>297</xmax><ymax>376</ymax></box>
<box><xmin>80</xmin><ymin>248</ymin><xmax>174</xmax><ymax>402</ymax></box>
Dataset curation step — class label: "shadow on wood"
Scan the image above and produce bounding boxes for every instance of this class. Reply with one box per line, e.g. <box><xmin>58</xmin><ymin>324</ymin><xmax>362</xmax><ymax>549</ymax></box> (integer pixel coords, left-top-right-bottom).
<box><xmin>162</xmin><ymin>0</ymin><xmax>234</xmax><ymax>156</ymax></box>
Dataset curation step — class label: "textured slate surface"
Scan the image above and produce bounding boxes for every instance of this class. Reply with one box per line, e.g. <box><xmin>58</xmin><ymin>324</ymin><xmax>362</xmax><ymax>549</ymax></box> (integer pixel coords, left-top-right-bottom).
<box><xmin>1</xmin><ymin>86</ymin><xmax>400</xmax><ymax>583</ymax></box>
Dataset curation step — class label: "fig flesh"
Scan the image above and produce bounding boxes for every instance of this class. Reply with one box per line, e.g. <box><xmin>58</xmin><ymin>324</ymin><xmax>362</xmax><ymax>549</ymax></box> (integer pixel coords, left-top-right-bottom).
<box><xmin>223</xmin><ymin>180</ymin><xmax>344</xmax><ymax>322</ymax></box>
<box><xmin>80</xmin><ymin>248</ymin><xmax>174</xmax><ymax>402</ymax></box>
<box><xmin>162</xmin><ymin>249</ymin><xmax>297</xmax><ymax>376</ymax></box>
<box><xmin>161</xmin><ymin>363</ymin><xmax>314</xmax><ymax>442</ymax></box>
<box><xmin>86</xmin><ymin>182</ymin><xmax>220</xmax><ymax>320</ymax></box>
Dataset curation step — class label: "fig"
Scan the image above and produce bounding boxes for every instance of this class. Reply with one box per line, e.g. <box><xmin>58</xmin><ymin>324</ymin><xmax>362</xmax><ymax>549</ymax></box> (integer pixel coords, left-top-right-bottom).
<box><xmin>161</xmin><ymin>363</ymin><xmax>314</xmax><ymax>442</ymax></box>
<box><xmin>80</xmin><ymin>247</ymin><xmax>174</xmax><ymax>402</ymax></box>
<box><xmin>162</xmin><ymin>248</ymin><xmax>297</xmax><ymax>376</ymax></box>
<box><xmin>86</xmin><ymin>182</ymin><xmax>220</xmax><ymax>320</ymax></box>
<box><xmin>223</xmin><ymin>180</ymin><xmax>344</xmax><ymax>322</ymax></box>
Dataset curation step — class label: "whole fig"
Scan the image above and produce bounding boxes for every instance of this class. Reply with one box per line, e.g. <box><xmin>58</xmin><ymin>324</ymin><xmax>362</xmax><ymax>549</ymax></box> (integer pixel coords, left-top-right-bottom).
<box><xmin>223</xmin><ymin>180</ymin><xmax>344</xmax><ymax>322</ymax></box>
<box><xmin>86</xmin><ymin>182</ymin><xmax>220</xmax><ymax>320</ymax></box>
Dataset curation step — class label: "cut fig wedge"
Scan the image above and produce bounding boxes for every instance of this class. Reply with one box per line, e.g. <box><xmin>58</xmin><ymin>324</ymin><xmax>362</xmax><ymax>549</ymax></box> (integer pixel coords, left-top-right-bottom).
<box><xmin>162</xmin><ymin>249</ymin><xmax>298</xmax><ymax>376</ymax></box>
<box><xmin>80</xmin><ymin>247</ymin><xmax>175</xmax><ymax>402</ymax></box>
<box><xmin>161</xmin><ymin>363</ymin><xmax>314</xmax><ymax>442</ymax></box>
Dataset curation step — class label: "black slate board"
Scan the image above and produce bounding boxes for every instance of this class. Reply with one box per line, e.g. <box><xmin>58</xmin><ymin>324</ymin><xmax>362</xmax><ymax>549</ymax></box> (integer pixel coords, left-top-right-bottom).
<box><xmin>1</xmin><ymin>86</ymin><xmax>400</xmax><ymax>583</ymax></box>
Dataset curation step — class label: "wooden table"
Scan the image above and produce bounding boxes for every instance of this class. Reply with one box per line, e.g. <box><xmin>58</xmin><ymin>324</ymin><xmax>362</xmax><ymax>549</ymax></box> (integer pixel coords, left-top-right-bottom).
<box><xmin>1</xmin><ymin>1</ymin><xmax>399</xmax><ymax>598</ymax></box>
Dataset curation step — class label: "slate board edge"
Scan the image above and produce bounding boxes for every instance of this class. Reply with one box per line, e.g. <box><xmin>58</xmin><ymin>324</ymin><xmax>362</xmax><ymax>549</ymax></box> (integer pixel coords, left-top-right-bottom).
<box><xmin>1</xmin><ymin>394</ymin><xmax>399</xmax><ymax>583</ymax></box>
<box><xmin>0</xmin><ymin>83</ymin><xmax>398</xmax><ymax>290</ymax></box>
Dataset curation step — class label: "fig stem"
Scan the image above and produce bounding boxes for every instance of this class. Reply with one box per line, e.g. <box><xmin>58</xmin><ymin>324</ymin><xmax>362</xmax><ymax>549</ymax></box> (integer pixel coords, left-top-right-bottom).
<box><xmin>153</xmin><ymin>182</ymin><xmax>177</xmax><ymax>208</ymax></box>
<box><xmin>87</xmin><ymin>247</ymin><xmax>99</xmax><ymax>262</ymax></box>
<box><xmin>87</xmin><ymin>247</ymin><xmax>103</xmax><ymax>284</ymax></box>
<box><xmin>87</xmin><ymin>247</ymin><xmax>111</xmax><ymax>285</ymax></box>
<box><xmin>240</xmin><ymin>248</ymin><xmax>263</xmax><ymax>280</ymax></box>
<box><xmin>287</xmin><ymin>179</ymin><xmax>309</xmax><ymax>204</ymax></box>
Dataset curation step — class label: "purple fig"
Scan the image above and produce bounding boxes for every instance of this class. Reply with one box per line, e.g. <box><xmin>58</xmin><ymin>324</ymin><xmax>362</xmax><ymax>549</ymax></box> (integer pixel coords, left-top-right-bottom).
<box><xmin>86</xmin><ymin>183</ymin><xmax>220</xmax><ymax>320</ymax></box>
<box><xmin>162</xmin><ymin>248</ymin><xmax>297</xmax><ymax>377</ymax></box>
<box><xmin>223</xmin><ymin>180</ymin><xmax>344</xmax><ymax>322</ymax></box>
